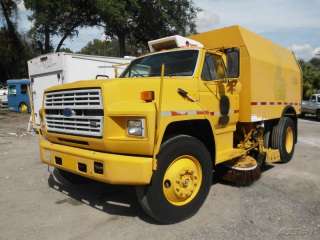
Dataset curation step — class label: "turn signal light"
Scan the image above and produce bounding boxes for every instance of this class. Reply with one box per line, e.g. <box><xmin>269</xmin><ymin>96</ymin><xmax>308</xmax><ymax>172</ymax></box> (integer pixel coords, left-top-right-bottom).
<box><xmin>141</xmin><ymin>91</ymin><xmax>154</xmax><ymax>102</ymax></box>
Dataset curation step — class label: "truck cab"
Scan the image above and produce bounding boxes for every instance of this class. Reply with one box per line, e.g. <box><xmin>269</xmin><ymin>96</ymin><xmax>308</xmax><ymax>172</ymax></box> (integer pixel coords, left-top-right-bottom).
<box><xmin>38</xmin><ymin>26</ymin><xmax>301</xmax><ymax>224</ymax></box>
<box><xmin>7</xmin><ymin>79</ymin><xmax>31</xmax><ymax>113</ymax></box>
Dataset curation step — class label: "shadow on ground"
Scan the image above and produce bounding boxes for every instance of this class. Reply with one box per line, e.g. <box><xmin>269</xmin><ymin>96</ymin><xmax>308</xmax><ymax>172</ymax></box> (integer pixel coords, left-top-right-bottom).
<box><xmin>48</xmin><ymin>164</ymin><xmax>275</xmax><ymax>222</ymax></box>
<box><xmin>48</xmin><ymin>169</ymin><xmax>157</xmax><ymax>223</ymax></box>
<box><xmin>48</xmin><ymin>168</ymin><xmax>222</xmax><ymax>224</ymax></box>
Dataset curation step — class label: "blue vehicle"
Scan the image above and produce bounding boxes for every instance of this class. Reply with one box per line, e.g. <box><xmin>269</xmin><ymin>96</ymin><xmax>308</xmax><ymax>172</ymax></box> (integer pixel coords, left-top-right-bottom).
<box><xmin>7</xmin><ymin>79</ymin><xmax>31</xmax><ymax>113</ymax></box>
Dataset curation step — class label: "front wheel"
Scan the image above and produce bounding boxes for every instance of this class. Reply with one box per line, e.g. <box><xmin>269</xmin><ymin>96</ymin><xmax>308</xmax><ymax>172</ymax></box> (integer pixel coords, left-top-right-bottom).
<box><xmin>136</xmin><ymin>135</ymin><xmax>213</xmax><ymax>224</ymax></box>
<box><xmin>19</xmin><ymin>102</ymin><xmax>28</xmax><ymax>113</ymax></box>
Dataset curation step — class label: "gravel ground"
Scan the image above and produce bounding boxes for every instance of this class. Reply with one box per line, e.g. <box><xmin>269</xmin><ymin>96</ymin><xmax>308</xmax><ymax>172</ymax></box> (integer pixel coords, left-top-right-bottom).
<box><xmin>0</xmin><ymin>110</ymin><xmax>320</xmax><ymax>240</ymax></box>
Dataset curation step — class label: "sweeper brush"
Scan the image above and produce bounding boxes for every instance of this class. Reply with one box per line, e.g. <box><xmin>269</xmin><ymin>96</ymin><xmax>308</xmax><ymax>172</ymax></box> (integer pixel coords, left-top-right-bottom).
<box><xmin>217</xmin><ymin>155</ymin><xmax>261</xmax><ymax>186</ymax></box>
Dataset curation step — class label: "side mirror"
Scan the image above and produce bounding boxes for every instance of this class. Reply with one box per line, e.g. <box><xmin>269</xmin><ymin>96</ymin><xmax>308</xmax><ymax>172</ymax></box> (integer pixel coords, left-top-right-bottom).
<box><xmin>225</xmin><ymin>48</ymin><xmax>240</xmax><ymax>78</ymax></box>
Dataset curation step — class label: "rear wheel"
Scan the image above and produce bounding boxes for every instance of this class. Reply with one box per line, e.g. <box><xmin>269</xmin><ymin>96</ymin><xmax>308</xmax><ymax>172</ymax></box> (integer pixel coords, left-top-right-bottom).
<box><xmin>271</xmin><ymin>117</ymin><xmax>296</xmax><ymax>163</ymax></box>
<box><xmin>136</xmin><ymin>135</ymin><xmax>212</xmax><ymax>224</ymax></box>
<box><xmin>317</xmin><ymin>110</ymin><xmax>320</xmax><ymax>120</ymax></box>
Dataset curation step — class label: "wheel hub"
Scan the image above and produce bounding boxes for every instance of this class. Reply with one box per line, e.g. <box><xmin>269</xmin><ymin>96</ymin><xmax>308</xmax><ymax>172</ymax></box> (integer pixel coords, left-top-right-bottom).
<box><xmin>163</xmin><ymin>155</ymin><xmax>202</xmax><ymax>206</ymax></box>
<box><xmin>285</xmin><ymin>127</ymin><xmax>294</xmax><ymax>153</ymax></box>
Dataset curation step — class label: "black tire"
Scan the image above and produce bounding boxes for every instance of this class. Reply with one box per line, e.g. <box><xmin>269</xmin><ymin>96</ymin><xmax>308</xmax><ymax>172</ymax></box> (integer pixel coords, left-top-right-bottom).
<box><xmin>317</xmin><ymin>110</ymin><xmax>320</xmax><ymax>120</ymax></box>
<box><xmin>136</xmin><ymin>135</ymin><xmax>213</xmax><ymax>224</ymax></box>
<box><xmin>264</xmin><ymin>130</ymin><xmax>271</xmax><ymax>148</ymax></box>
<box><xmin>56</xmin><ymin>168</ymin><xmax>90</xmax><ymax>184</ymax></box>
<box><xmin>271</xmin><ymin>117</ymin><xmax>296</xmax><ymax>163</ymax></box>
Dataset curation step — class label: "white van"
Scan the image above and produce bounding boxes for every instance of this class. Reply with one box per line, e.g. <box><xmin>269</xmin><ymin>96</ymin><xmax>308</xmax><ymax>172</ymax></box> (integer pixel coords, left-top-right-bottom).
<box><xmin>28</xmin><ymin>52</ymin><xmax>133</xmax><ymax>128</ymax></box>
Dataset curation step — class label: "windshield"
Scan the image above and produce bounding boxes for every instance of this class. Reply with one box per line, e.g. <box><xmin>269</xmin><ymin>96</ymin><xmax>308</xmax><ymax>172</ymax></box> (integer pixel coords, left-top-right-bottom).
<box><xmin>120</xmin><ymin>50</ymin><xmax>199</xmax><ymax>78</ymax></box>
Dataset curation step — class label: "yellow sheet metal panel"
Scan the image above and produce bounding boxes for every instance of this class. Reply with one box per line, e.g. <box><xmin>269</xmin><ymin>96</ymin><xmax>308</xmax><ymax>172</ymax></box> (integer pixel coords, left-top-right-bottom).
<box><xmin>190</xmin><ymin>25</ymin><xmax>302</xmax><ymax>122</ymax></box>
<box><xmin>40</xmin><ymin>137</ymin><xmax>153</xmax><ymax>185</ymax></box>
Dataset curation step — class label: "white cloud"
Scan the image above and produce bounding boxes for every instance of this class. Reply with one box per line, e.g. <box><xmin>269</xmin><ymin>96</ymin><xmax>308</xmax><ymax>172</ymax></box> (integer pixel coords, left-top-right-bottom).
<box><xmin>196</xmin><ymin>11</ymin><xmax>220</xmax><ymax>32</ymax></box>
<box><xmin>290</xmin><ymin>44</ymin><xmax>320</xmax><ymax>60</ymax></box>
<box><xmin>195</xmin><ymin>0</ymin><xmax>320</xmax><ymax>32</ymax></box>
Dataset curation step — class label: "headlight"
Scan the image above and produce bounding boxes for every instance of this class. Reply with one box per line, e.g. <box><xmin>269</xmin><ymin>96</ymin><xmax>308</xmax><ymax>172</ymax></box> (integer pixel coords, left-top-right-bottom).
<box><xmin>127</xmin><ymin>119</ymin><xmax>145</xmax><ymax>137</ymax></box>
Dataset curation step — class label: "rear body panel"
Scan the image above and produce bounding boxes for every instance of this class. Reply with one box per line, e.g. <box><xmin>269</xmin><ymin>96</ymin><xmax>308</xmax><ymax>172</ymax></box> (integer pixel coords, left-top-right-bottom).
<box><xmin>191</xmin><ymin>25</ymin><xmax>302</xmax><ymax>122</ymax></box>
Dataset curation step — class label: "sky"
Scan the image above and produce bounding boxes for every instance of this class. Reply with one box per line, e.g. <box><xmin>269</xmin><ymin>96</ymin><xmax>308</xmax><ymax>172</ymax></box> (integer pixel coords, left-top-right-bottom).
<box><xmin>15</xmin><ymin>0</ymin><xmax>320</xmax><ymax>60</ymax></box>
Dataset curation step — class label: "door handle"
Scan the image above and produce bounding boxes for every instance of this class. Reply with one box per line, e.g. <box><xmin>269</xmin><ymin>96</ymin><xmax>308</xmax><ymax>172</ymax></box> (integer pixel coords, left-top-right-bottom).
<box><xmin>177</xmin><ymin>88</ymin><xmax>195</xmax><ymax>102</ymax></box>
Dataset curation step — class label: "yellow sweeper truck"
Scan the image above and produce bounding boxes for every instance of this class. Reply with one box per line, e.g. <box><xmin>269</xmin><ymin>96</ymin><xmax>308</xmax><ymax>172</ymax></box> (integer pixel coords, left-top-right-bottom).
<box><xmin>38</xmin><ymin>26</ymin><xmax>302</xmax><ymax>223</ymax></box>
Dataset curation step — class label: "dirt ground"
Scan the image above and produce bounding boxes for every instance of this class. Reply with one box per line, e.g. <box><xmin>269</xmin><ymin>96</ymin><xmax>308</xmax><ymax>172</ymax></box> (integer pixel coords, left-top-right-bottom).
<box><xmin>0</xmin><ymin>110</ymin><xmax>320</xmax><ymax>240</ymax></box>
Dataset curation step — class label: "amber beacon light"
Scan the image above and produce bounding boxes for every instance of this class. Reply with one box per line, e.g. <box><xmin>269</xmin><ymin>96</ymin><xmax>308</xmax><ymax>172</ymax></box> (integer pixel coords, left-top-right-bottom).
<box><xmin>140</xmin><ymin>91</ymin><xmax>155</xmax><ymax>102</ymax></box>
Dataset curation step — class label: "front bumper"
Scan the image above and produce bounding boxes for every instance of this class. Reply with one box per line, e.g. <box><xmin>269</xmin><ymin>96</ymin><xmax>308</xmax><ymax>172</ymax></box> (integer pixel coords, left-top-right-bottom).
<box><xmin>39</xmin><ymin>137</ymin><xmax>153</xmax><ymax>185</ymax></box>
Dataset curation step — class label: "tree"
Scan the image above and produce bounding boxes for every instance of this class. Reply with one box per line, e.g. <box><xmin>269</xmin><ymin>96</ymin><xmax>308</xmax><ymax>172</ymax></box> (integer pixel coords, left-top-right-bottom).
<box><xmin>97</xmin><ymin>0</ymin><xmax>138</xmax><ymax>57</ymax></box>
<box><xmin>79</xmin><ymin>39</ymin><xmax>118</xmax><ymax>56</ymax></box>
<box><xmin>25</xmin><ymin>0</ymin><xmax>99</xmax><ymax>53</ymax></box>
<box><xmin>0</xmin><ymin>1</ymin><xmax>32</xmax><ymax>82</ymax></box>
<box><xmin>0</xmin><ymin>0</ymin><xmax>22</xmax><ymax>49</ymax></box>
<box><xmin>79</xmin><ymin>38</ymin><xmax>139</xmax><ymax>57</ymax></box>
<box><xmin>58</xmin><ymin>47</ymin><xmax>73</xmax><ymax>53</ymax></box>
<box><xmin>132</xmin><ymin>0</ymin><xmax>199</xmax><ymax>47</ymax></box>
<box><xmin>97</xmin><ymin>0</ymin><xmax>200</xmax><ymax>57</ymax></box>
<box><xmin>310</xmin><ymin>57</ymin><xmax>320</xmax><ymax>69</ymax></box>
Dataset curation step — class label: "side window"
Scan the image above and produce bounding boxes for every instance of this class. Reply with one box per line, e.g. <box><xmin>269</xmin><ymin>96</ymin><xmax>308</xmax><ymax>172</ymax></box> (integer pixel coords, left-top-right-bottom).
<box><xmin>225</xmin><ymin>48</ymin><xmax>240</xmax><ymax>78</ymax></box>
<box><xmin>21</xmin><ymin>84</ymin><xmax>28</xmax><ymax>94</ymax></box>
<box><xmin>317</xmin><ymin>96</ymin><xmax>320</xmax><ymax>103</ymax></box>
<box><xmin>8</xmin><ymin>85</ymin><xmax>16</xmax><ymax>95</ymax></box>
<box><xmin>201</xmin><ymin>54</ymin><xmax>226</xmax><ymax>81</ymax></box>
<box><xmin>311</xmin><ymin>95</ymin><xmax>316</xmax><ymax>102</ymax></box>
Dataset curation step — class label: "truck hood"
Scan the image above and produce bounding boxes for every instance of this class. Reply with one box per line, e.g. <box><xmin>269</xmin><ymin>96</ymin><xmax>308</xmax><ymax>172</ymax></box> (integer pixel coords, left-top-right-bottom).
<box><xmin>45</xmin><ymin>77</ymin><xmax>161</xmax><ymax>107</ymax></box>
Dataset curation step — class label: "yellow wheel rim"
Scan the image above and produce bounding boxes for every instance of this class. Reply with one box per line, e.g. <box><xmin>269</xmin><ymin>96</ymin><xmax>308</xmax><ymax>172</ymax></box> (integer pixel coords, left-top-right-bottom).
<box><xmin>285</xmin><ymin>127</ymin><xmax>294</xmax><ymax>153</ymax></box>
<box><xmin>162</xmin><ymin>155</ymin><xmax>202</xmax><ymax>206</ymax></box>
<box><xmin>20</xmin><ymin>103</ymin><xmax>28</xmax><ymax>113</ymax></box>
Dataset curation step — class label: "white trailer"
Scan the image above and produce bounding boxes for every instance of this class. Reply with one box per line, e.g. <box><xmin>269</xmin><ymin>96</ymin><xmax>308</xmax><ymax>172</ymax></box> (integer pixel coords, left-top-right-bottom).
<box><xmin>28</xmin><ymin>52</ymin><xmax>132</xmax><ymax>128</ymax></box>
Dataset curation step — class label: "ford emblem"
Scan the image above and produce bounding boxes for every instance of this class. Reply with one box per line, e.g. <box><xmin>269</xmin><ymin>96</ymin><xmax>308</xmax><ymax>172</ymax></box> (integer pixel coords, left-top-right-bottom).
<box><xmin>63</xmin><ymin>108</ymin><xmax>74</xmax><ymax>117</ymax></box>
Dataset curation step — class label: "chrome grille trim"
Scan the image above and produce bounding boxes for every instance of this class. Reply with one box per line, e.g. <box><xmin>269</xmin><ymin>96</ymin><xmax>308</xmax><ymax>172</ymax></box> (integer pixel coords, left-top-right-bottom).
<box><xmin>44</xmin><ymin>88</ymin><xmax>103</xmax><ymax>137</ymax></box>
<box><xmin>45</xmin><ymin>89</ymin><xmax>102</xmax><ymax>109</ymax></box>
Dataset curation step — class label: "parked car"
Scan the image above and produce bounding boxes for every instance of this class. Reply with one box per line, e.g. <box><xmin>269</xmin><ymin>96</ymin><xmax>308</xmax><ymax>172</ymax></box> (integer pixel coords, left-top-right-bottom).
<box><xmin>301</xmin><ymin>94</ymin><xmax>320</xmax><ymax>119</ymax></box>
<box><xmin>0</xmin><ymin>86</ymin><xmax>8</xmax><ymax>108</ymax></box>
<box><xmin>7</xmin><ymin>79</ymin><xmax>31</xmax><ymax>113</ymax></box>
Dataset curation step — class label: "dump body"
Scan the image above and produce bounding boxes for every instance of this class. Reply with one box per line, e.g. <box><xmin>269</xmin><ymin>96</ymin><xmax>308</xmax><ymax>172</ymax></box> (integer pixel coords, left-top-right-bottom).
<box><xmin>191</xmin><ymin>25</ymin><xmax>302</xmax><ymax>122</ymax></box>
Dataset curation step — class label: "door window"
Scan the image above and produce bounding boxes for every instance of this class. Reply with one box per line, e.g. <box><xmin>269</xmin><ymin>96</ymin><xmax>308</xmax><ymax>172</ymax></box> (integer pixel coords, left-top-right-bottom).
<box><xmin>201</xmin><ymin>53</ymin><xmax>226</xmax><ymax>81</ymax></box>
<box><xmin>21</xmin><ymin>84</ymin><xmax>28</xmax><ymax>94</ymax></box>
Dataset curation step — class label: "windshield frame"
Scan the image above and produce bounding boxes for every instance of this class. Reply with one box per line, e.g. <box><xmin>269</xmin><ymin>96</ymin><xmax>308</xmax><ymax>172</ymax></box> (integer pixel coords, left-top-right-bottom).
<box><xmin>120</xmin><ymin>48</ymin><xmax>201</xmax><ymax>78</ymax></box>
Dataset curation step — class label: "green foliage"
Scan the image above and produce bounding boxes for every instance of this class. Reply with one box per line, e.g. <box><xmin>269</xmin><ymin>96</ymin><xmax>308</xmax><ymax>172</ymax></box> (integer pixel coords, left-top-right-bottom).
<box><xmin>78</xmin><ymin>38</ymin><xmax>140</xmax><ymax>57</ymax></box>
<box><xmin>97</xmin><ymin>0</ymin><xmax>200</xmax><ymax>56</ymax></box>
<box><xmin>300</xmin><ymin>58</ymin><xmax>320</xmax><ymax>99</ymax></box>
<box><xmin>58</xmin><ymin>47</ymin><xmax>73</xmax><ymax>53</ymax></box>
<box><xmin>0</xmin><ymin>0</ymin><xmax>35</xmax><ymax>83</ymax></box>
<box><xmin>24</xmin><ymin>0</ymin><xmax>99</xmax><ymax>53</ymax></box>
<box><xmin>79</xmin><ymin>39</ymin><xmax>119</xmax><ymax>56</ymax></box>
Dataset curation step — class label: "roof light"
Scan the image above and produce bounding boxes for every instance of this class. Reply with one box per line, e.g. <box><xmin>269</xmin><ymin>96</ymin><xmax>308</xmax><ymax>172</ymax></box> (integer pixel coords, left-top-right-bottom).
<box><xmin>148</xmin><ymin>35</ymin><xmax>203</xmax><ymax>52</ymax></box>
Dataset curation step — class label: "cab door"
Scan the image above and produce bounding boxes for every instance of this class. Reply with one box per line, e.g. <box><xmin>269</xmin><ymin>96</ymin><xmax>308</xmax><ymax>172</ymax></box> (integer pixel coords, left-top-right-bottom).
<box><xmin>198</xmin><ymin>49</ymin><xmax>241</xmax><ymax>163</ymax></box>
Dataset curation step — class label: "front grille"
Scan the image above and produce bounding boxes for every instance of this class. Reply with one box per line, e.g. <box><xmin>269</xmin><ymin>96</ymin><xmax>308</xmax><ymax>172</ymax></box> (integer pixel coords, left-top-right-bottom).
<box><xmin>44</xmin><ymin>89</ymin><xmax>103</xmax><ymax>137</ymax></box>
